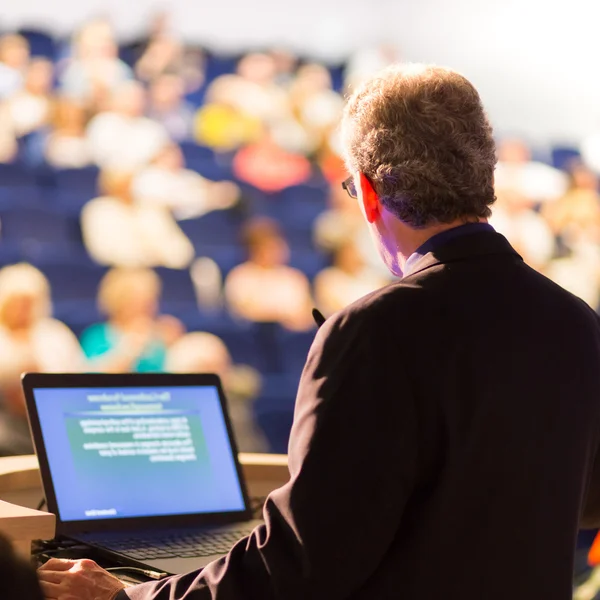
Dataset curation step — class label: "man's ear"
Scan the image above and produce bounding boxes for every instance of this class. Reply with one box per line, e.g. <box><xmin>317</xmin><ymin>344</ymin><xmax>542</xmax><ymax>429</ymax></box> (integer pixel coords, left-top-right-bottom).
<box><xmin>358</xmin><ymin>173</ymin><xmax>380</xmax><ymax>223</ymax></box>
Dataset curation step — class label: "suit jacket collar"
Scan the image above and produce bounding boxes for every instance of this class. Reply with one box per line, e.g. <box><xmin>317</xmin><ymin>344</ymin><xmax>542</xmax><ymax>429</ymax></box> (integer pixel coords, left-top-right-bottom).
<box><xmin>401</xmin><ymin>230</ymin><xmax>523</xmax><ymax>280</ymax></box>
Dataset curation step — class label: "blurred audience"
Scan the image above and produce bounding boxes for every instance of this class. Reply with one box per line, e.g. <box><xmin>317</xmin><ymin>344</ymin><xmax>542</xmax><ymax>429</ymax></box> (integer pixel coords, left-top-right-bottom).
<box><xmin>86</xmin><ymin>80</ymin><xmax>169</xmax><ymax>170</ymax></box>
<box><xmin>81</xmin><ymin>267</ymin><xmax>183</xmax><ymax>373</ymax></box>
<box><xmin>82</xmin><ymin>169</ymin><xmax>194</xmax><ymax>268</ymax></box>
<box><xmin>315</xmin><ymin>240</ymin><xmax>388</xmax><ymax>317</ymax></box>
<box><xmin>45</xmin><ymin>99</ymin><xmax>92</xmax><ymax>168</ymax></box>
<box><xmin>167</xmin><ymin>332</ymin><xmax>267</xmax><ymax>452</ymax></box>
<box><xmin>1</xmin><ymin>18</ymin><xmax>600</xmax><ymax>455</ymax></box>
<box><xmin>0</xmin><ymin>34</ymin><xmax>29</xmax><ymax>99</ymax></box>
<box><xmin>59</xmin><ymin>18</ymin><xmax>132</xmax><ymax>108</ymax></box>
<box><xmin>225</xmin><ymin>218</ymin><xmax>313</xmax><ymax>330</ymax></box>
<box><xmin>132</xmin><ymin>142</ymin><xmax>239</xmax><ymax>219</ymax></box>
<box><xmin>0</xmin><ymin>264</ymin><xmax>84</xmax><ymax>455</ymax></box>
<box><xmin>494</xmin><ymin>138</ymin><xmax>568</xmax><ymax>205</ymax></box>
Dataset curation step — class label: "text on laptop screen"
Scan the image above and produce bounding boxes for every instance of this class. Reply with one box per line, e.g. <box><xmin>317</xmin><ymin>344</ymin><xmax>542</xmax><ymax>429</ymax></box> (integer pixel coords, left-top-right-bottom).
<box><xmin>32</xmin><ymin>385</ymin><xmax>246</xmax><ymax>522</ymax></box>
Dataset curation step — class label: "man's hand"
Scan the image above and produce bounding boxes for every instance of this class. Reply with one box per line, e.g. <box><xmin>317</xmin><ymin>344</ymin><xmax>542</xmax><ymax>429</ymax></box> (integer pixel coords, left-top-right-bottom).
<box><xmin>38</xmin><ymin>558</ymin><xmax>126</xmax><ymax>600</ymax></box>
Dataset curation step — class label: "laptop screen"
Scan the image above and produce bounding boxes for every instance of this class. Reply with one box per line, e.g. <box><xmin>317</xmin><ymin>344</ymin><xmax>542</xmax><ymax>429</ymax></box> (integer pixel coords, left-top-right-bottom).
<box><xmin>31</xmin><ymin>384</ymin><xmax>246</xmax><ymax>523</ymax></box>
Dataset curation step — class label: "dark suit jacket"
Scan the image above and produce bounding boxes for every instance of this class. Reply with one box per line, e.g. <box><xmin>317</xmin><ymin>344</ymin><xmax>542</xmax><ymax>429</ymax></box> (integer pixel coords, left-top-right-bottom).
<box><xmin>120</xmin><ymin>230</ymin><xmax>600</xmax><ymax>600</ymax></box>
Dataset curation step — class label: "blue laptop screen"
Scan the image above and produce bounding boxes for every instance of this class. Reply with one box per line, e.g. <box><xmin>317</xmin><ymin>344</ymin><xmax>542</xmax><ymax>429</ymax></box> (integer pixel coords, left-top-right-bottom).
<box><xmin>32</xmin><ymin>385</ymin><xmax>246</xmax><ymax>522</ymax></box>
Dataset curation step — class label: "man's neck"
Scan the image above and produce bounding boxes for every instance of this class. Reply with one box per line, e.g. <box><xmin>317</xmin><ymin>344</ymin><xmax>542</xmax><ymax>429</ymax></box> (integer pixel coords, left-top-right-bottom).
<box><xmin>394</xmin><ymin>218</ymin><xmax>488</xmax><ymax>270</ymax></box>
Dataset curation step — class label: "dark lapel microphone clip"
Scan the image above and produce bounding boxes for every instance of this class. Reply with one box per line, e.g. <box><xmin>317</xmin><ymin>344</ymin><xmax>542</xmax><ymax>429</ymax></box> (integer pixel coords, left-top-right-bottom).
<box><xmin>312</xmin><ymin>308</ymin><xmax>327</xmax><ymax>329</ymax></box>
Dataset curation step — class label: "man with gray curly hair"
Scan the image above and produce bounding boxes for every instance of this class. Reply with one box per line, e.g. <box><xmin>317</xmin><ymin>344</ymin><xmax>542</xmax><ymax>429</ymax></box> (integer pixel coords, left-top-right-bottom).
<box><xmin>39</xmin><ymin>65</ymin><xmax>600</xmax><ymax>600</ymax></box>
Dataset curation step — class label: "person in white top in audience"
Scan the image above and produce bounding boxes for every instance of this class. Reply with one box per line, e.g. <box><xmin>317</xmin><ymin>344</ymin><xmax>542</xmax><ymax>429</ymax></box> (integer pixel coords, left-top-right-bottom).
<box><xmin>0</xmin><ymin>34</ymin><xmax>29</xmax><ymax>99</ymax></box>
<box><xmin>166</xmin><ymin>332</ymin><xmax>267</xmax><ymax>452</ymax></box>
<box><xmin>314</xmin><ymin>240</ymin><xmax>388</xmax><ymax>317</ymax></box>
<box><xmin>0</xmin><ymin>264</ymin><xmax>84</xmax><ymax>454</ymax></box>
<box><xmin>494</xmin><ymin>138</ymin><xmax>567</xmax><ymax>205</ymax></box>
<box><xmin>59</xmin><ymin>18</ymin><xmax>132</xmax><ymax>108</ymax></box>
<box><xmin>289</xmin><ymin>63</ymin><xmax>344</xmax><ymax>149</ymax></box>
<box><xmin>4</xmin><ymin>58</ymin><xmax>53</xmax><ymax>137</ymax></box>
<box><xmin>86</xmin><ymin>81</ymin><xmax>169</xmax><ymax>170</ymax></box>
<box><xmin>543</xmin><ymin>163</ymin><xmax>600</xmax><ymax>309</ymax></box>
<box><xmin>45</xmin><ymin>99</ymin><xmax>93</xmax><ymax>168</ymax></box>
<box><xmin>82</xmin><ymin>169</ymin><xmax>194</xmax><ymax>269</ymax></box>
<box><xmin>132</xmin><ymin>142</ymin><xmax>239</xmax><ymax>219</ymax></box>
<box><xmin>489</xmin><ymin>187</ymin><xmax>556</xmax><ymax>271</ymax></box>
<box><xmin>225</xmin><ymin>217</ymin><xmax>313</xmax><ymax>330</ymax></box>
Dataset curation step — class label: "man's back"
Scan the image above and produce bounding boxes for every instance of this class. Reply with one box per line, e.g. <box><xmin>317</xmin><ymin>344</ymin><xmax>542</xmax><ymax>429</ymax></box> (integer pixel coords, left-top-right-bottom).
<box><xmin>345</xmin><ymin>229</ymin><xmax>600</xmax><ymax>598</ymax></box>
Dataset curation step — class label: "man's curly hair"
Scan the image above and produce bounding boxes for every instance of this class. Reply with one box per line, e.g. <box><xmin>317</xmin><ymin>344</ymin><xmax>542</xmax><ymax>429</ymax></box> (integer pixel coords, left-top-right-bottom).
<box><xmin>342</xmin><ymin>64</ymin><xmax>497</xmax><ymax>228</ymax></box>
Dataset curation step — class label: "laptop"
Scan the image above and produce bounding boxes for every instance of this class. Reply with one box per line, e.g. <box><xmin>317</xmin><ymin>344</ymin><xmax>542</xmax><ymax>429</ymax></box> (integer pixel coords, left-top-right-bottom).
<box><xmin>23</xmin><ymin>372</ymin><xmax>262</xmax><ymax>576</ymax></box>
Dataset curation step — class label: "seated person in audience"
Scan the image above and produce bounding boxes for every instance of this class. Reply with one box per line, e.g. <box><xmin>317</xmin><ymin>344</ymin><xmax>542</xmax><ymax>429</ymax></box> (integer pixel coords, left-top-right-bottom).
<box><xmin>147</xmin><ymin>72</ymin><xmax>195</xmax><ymax>141</ymax></box>
<box><xmin>45</xmin><ymin>99</ymin><xmax>93</xmax><ymax>168</ymax></box>
<box><xmin>315</xmin><ymin>240</ymin><xmax>389</xmax><ymax>317</ymax></box>
<box><xmin>81</xmin><ymin>267</ymin><xmax>184</xmax><ymax>373</ymax></box>
<box><xmin>494</xmin><ymin>138</ymin><xmax>567</xmax><ymax>204</ymax></box>
<box><xmin>132</xmin><ymin>142</ymin><xmax>239</xmax><ymax>219</ymax></box>
<box><xmin>0</xmin><ymin>34</ymin><xmax>29</xmax><ymax>99</ymax></box>
<box><xmin>489</xmin><ymin>187</ymin><xmax>555</xmax><ymax>272</ymax></box>
<box><xmin>289</xmin><ymin>63</ymin><xmax>344</xmax><ymax>151</ymax></box>
<box><xmin>542</xmin><ymin>163</ymin><xmax>600</xmax><ymax>309</ymax></box>
<box><xmin>233</xmin><ymin>129</ymin><xmax>312</xmax><ymax>193</ymax></box>
<box><xmin>206</xmin><ymin>53</ymin><xmax>288</xmax><ymax>123</ymax></box>
<box><xmin>59</xmin><ymin>18</ymin><xmax>132</xmax><ymax>108</ymax></box>
<box><xmin>195</xmin><ymin>53</ymin><xmax>309</xmax><ymax>153</ymax></box>
<box><xmin>0</xmin><ymin>534</ymin><xmax>44</xmax><ymax>600</ymax></box>
<box><xmin>86</xmin><ymin>81</ymin><xmax>169</xmax><ymax>171</ymax></box>
<box><xmin>82</xmin><ymin>169</ymin><xmax>195</xmax><ymax>269</ymax></box>
<box><xmin>225</xmin><ymin>217</ymin><xmax>313</xmax><ymax>330</ymax></box>
<box><xmin>543</xmin><ymin>161</ymin><xmax>600</xmax><ymax>244</ymax></box>
<box><xmin>134</xmin><ymin>15</ymin><xmax>204</xmax><ymax>92</ymax></box>
<box><xmin>0</xmin><ymin>264</ymin><xmax>84</xmax><ymax>455</ymax></box>
<box><xmin>167</xmin><ymin>332</ymin><xmax>267</xmax><ymax>452</ymax></box>
<box><xmin>4</xmin><ymin>58</ymin><xmax>53</xmax><ymax>137</ymax></box>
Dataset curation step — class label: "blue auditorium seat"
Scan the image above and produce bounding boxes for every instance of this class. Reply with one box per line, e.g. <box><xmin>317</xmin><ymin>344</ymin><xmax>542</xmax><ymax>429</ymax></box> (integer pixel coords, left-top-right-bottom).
<box><xmin>0</xmin><ymin>162</ymin><xmax>36</xmax><ymax>189</ymax></box>
<box><xmin>40</xmin><ymin>261</ymin><xmax>107</xmax><ymax>304</ymax></box>
<box><xmin>0</xmin><ymin>206</ymin><xmax>83</xmax><ymax>260</ymax></box>
<box><xmin>182</xmin><ymin>310</ymin><xmax>264</xmax><ymax>370</ymax></box>
<box><xmin>180</xmin><ymin>142</ymin><xmax>215</xmax><ymax>165</ymax></box>
<box><xmin>17</xmin><ymin>29</ymin><xmax>57</xmax><ymax>60</ymax></box>
<box><xmin>54</xmin><ymin>166</ymin><xmax>99</xmax><ymax>194</ymax></box>
<box><xmin>551</xmin><ymin>146</ymin><xmax>581</xmax><ymax>171</ymax></box>
<box><xmin>289</xmin><ymin>249</ymin><xmax>329</xmax><ymax>280</ymax></box>
<box><xmin>51</xmin><ymin>189</ymin><xmax>92</xmax><ymax>216</ymax></box>
<box><xmin>179</xmin><ymin>209</ymin><xmax>242</xmax><ymax>248</ymax></box>
<box><xmin>155</xmin><ymin>267</ymin><xmax>198</xmax><ymax>315</ymax></box>
<box><xmin>253</xmin><ymin>373</ymin><xmax>299</xmax><ymax>453</ymax></box>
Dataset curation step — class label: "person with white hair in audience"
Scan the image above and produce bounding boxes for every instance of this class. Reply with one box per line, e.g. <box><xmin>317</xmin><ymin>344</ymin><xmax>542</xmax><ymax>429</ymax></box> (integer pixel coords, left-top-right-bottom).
<box><xmin>0</xmin><ymin>264</ymin><xmax>84</xmax><ymax>455</ymax></box>
<box><xmin>167</xmin><ymin>332</ymin><xmax>267</xmax><ymax>452</ymax></box>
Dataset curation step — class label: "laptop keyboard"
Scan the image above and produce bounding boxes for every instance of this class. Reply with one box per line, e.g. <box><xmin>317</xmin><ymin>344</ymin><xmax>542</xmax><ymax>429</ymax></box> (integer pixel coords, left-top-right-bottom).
<box><xmin>90</xmin><ymin>528</ymin><xmax>254</xmax><ymax>560</ymax></box>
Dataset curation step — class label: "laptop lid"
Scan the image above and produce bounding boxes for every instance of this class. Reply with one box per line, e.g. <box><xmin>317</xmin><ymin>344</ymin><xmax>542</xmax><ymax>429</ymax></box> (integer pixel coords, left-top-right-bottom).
<box><xmin>23</xmin><ymin>373</ymin><xmax>253</xmax><ymax>537</ymax></box>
